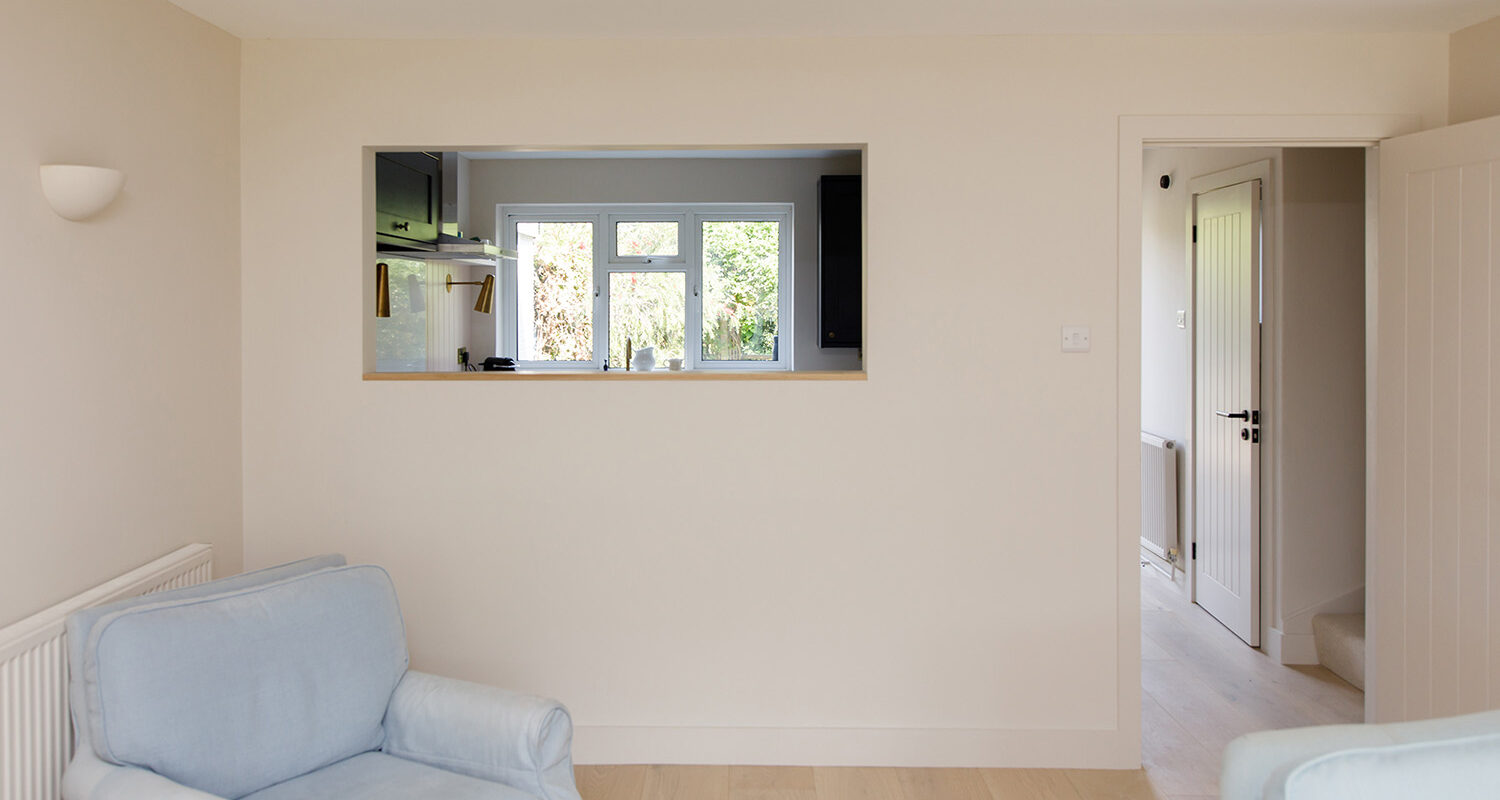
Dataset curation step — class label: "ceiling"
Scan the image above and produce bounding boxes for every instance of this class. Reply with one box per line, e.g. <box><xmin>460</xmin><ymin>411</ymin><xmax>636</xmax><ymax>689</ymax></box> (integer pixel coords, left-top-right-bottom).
<box><xmin>168</xmin><ymin>0</ymin><xmax>1500</xmax><ymax>39</ymax></box>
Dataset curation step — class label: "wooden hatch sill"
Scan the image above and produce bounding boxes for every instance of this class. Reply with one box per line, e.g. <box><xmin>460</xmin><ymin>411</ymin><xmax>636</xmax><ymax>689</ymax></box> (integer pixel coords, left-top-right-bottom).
<box><xmin>363</xmin><ymin>370</ymin><xmax>866</xmax><ymax>382</ymax></box>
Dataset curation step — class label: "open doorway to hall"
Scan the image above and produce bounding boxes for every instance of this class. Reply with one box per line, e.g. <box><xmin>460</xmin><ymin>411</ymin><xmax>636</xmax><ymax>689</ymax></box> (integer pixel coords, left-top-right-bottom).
<box><xmin>1138</xmin><ymin>146</ymin><xmax>1369</xmax><ymax>795</ymax></box>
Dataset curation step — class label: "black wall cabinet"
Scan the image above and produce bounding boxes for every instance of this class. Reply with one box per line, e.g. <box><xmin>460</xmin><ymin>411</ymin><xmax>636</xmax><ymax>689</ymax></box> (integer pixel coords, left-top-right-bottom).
<box><xmin>376</xmin><ymin>152</ymin><xmax>441</xmax><ymax>250</ymax></box>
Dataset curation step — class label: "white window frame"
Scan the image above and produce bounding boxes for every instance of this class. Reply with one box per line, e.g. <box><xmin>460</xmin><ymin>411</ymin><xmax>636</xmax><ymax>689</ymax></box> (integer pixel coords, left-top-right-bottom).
<box><xmin>497</xmin><ymin>203</ymin><xmax>794</xmax><ymax>371</ymax></box>
<box><xmin>608</xmin><ymin>213</ymin><xmax>687</xmax><ymax>265</ymax></box>
<box><xmin>693</xmin><ymin>209</ymin><xmax>794</xmax><ymax>371</ymax></box>
<box><xmin>499</xmin><ymin>209</ymin><xmax>606</xmax><ymax>370</ymax></box>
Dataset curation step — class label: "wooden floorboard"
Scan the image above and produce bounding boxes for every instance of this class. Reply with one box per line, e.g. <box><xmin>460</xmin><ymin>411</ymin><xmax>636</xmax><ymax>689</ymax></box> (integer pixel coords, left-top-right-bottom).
<box><xmin>978</xmin><ymin>768</ymin><xmax>1084</xmax><ymax>799</ymax></box>
<box><xmin>643</xmin><ymin>765</ymin><xmax>729</xmax><ymax>800</ymax></box>
<box><xmin>729</xmin><ymin>766</ymin><xmax>819</xmax><ymax>800</ymax></box>
<box><xmin>575</xmin><ymin>565</ymin><xmax>1363</xmax><ymax>800</ymax></box>
<box><xmin>577</xmin><ymin>765</ymin><xmax>647</xmax><ymax>800</ymax></box>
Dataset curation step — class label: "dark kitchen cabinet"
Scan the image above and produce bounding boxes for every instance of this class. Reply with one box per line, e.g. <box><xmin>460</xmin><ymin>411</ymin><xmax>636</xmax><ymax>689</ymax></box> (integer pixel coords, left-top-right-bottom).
<box><xmin>819</xmin><ymin>175</ymin><xmax>862</xmax><ymax>348</ymax></box>
<box><xmin>376</xmin><ymin>152</ymin><xmax>441</xmax><ymax>249</ymax></box>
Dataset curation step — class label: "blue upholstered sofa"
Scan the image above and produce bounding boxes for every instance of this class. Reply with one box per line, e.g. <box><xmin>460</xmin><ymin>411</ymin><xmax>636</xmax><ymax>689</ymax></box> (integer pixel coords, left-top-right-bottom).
<box><xmin>61</xmin><ymin>555</ymin><xmax>582</xmax><ymax>800</ymax></box>
<box><xmin>1221</xmin><ymin>709</ymin><xmax>1500</xmax><ymax>799</ymax></box>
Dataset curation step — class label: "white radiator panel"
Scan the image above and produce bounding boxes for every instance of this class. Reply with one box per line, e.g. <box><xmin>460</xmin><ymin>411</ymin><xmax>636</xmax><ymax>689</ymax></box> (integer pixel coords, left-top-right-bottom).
<box><xmin>0</xmin><ymin>545</ymin><xmax>212</xmax><ymax>800</ymax></box>
<box><xmin>1141</xmin><ymin>432</ymin><xmax>1179</xmax><ymax>562</ymax></box>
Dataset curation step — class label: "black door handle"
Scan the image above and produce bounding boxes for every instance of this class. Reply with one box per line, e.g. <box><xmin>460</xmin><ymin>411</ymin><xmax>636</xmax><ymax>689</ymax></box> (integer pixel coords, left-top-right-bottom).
<box><xmin>1215</xmin><ymin>409</ymin><xmax>1250</xmax><ymax>420</ymax></box>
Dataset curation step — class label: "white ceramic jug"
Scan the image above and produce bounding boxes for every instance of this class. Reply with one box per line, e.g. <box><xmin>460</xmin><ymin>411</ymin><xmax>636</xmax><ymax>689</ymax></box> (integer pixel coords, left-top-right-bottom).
<box><xmin>633</xmin><ymin>346</ymin><xmax>656</xmax><ymax>372</ymax></box>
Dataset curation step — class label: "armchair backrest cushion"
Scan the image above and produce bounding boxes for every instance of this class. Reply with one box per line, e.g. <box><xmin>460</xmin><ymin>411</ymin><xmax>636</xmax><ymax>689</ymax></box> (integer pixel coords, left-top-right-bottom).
<box><xmin>65</xmin><ymin>554</ymin><xmax>347</xmax><ymax>751</ymax></box>
<box><xmin>78</xmin><ymin>565</ymin><xmax>409</xmax><ymax>799</ymax></box>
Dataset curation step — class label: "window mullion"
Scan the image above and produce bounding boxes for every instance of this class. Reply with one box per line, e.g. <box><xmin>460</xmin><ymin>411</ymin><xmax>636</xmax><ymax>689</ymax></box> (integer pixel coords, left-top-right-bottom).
<box><xmin>685</xmin><ymin>211</ymin><xmax>703</xmax><ymax>370</ymax></box>
<box><xmin>593</xmin><ymin>211</ymin><xmax>608</xmax><ymax>368</ymax></box>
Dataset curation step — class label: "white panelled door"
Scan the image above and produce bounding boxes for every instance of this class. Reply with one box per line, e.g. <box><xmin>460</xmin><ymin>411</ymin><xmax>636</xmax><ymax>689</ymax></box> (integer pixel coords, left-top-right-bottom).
<box><xmin>1194</xmin><ymin>180</ymin><xmax>1262</xmax><ymax>647</ymax></box>
<box><xmin>1372</xmin><ymin>115</ymin><xmax>1500</xmax><ymax>723</ymax></box>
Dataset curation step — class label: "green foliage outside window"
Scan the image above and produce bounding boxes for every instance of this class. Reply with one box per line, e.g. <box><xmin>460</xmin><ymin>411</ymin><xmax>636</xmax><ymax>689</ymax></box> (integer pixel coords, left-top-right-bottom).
<box><xmin>701</xmin><ymin>220</ymin><xmax>779</xmax><ymax>361</ymax></box>
<box><xmin>524</xmin><ymin>222</ymin><xmax>593</xmax><ymax>361</ymax></box>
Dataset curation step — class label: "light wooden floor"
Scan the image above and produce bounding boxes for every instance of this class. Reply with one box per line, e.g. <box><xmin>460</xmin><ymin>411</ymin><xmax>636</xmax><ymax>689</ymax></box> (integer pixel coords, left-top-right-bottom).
<box><xmin>573</xmin><ymin>565</ymin><xmax>1363</xmax><ymax>800</ymax></box>
<box><xmin>1136</xmin><ymin>562</ymin><xmax>1363</xmax><ymax>797</ymax></box>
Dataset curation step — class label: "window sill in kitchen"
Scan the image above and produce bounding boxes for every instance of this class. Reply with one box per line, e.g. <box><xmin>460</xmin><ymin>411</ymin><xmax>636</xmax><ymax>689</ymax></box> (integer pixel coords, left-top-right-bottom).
<box><xmin>362</xmin><ymin>370</ymin><xmax>866</xmax><ymax>382</ymax></box>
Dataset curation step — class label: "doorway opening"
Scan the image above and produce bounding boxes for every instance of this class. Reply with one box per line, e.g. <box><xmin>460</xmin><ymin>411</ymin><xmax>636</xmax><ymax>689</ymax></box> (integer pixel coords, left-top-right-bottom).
<box><xmin>1138</xmin><ymin>145</ymin><xmax>1369</xmax><ymax>794</ymax></box>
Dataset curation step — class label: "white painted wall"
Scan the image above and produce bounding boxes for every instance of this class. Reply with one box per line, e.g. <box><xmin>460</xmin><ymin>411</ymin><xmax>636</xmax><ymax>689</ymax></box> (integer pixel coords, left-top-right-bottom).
<box><xmin>1270</xmin><ymin>148</ymin><xmax>1368</xmax><ymax>661</ymax></box>
<box><xmin>463</xmin><ymin>156</ymin><xmax>863</xmax><ymax>371</ymax></box>
<box><xmin>240</xmin><ymin>34</ymin><xmax>1446</xmax><ymax>766</ymax></box>
<box><xmin>0</xmin><ymin>0</ymin><xmax>242</xmax><ymax>626</ymax></box>
<box><xmin>1449</xmin><ymin>15</ymin><xmax>1500</xmax><ymax>124</ymax></box>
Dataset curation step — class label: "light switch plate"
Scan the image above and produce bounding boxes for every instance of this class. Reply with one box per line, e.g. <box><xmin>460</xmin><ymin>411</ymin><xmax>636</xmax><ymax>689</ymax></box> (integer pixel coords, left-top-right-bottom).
<box><xmin>1062</xmin><ymin>325</ymin><xmax>1090</xmax><ymax>353</ymax></box>
<box><xmin>1176</xmin><ymin>310</ymin><xmax>1187</xmax><ymax>329</ymax></box>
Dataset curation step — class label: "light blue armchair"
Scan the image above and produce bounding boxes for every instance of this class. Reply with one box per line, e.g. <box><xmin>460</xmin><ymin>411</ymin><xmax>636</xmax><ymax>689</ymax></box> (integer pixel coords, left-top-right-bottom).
<box><xmin>61</xmin><ymin>555</ymin><xmax>582</xmax><ymax>800</ymax></box>
<box><xmin>1221</xmin><ymin>709</ymin><xmax>1500</xmax><ymax>799</ymax></box>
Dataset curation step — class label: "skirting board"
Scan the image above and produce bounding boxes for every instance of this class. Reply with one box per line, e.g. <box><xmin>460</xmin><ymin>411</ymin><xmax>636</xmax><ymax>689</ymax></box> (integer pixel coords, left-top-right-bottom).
<box><xmin>1267</xmin><ymin>627</ymin><xmax>1320</xmax><ymax>665</ymax></box>
<box><xmin>1271</xmin><ymin>584</ymin><xmax>1365</xmax><ymax>665</ymax></box>
<box><xmin>572</xmin><ymin>725</ymin><xmax>1135</xmax><ymax>768</ymax></box>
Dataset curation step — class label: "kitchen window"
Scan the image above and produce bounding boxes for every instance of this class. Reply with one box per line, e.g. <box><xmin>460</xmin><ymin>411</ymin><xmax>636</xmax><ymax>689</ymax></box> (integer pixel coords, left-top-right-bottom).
<box><xmin>500</xmin><ymin>204</ymin><xmax>792</xmax><ymax>371</ymax></box>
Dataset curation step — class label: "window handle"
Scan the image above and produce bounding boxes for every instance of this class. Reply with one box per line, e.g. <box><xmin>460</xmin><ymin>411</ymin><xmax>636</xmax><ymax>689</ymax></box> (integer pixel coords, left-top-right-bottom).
<box><xmin>594</xmin><ymin>284</ymin><xmax>600</xmax><ymax>298</ymax></box>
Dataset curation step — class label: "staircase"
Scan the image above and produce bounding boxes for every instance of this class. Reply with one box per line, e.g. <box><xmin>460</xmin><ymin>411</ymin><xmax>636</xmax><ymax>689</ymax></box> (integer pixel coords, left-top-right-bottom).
<box><xmin>1312</xmin><ymin>613</ymin><xmax>1365</xmax><ymax>690</ymax></box>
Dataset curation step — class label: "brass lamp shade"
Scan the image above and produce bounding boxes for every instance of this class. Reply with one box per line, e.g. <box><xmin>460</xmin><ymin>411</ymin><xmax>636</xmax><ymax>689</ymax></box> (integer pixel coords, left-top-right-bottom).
<box><xmin>375</xmin><ymin>262</ymin><xmax>391</xmax><ymax>318</ymax></box>
<box><xmin>473</xmin><ymin>274</ymin><xmax>495</xmax><ymax>314</ymax></box>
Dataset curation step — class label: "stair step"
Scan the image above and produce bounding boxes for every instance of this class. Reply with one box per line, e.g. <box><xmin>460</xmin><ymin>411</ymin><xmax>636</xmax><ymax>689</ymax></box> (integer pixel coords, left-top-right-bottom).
<box><xmin>1313</xmin><ymin>613</ymin><xmax>1365</xmax><ymax>690</ymax></box>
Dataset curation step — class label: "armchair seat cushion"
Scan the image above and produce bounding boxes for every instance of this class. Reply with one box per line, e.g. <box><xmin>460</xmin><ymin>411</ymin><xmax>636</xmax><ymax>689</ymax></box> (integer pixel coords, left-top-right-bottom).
<box><xmin>241</xmin><ymin>753</ymin><xmax>541</xmax><ymax>800</ymax></box>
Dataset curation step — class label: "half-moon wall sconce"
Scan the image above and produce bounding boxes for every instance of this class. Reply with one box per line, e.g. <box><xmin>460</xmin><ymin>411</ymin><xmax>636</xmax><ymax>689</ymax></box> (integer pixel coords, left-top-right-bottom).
<box><xmin>40</xmin><ymin>165</ymin><xmax>125</xmax><ymax>221</ymax></box>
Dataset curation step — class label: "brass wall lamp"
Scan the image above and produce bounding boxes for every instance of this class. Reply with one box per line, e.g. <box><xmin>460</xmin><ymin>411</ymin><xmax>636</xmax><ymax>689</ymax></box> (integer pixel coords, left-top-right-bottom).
<box><xmin>447</xmin><ymin>273</ymin><xmax>495</xmax><ymax>314</ymax></box>
<box><xmin>375</xmin><ymin>263</ymin><xmax>494</xmax><ymax>316</ymax></box>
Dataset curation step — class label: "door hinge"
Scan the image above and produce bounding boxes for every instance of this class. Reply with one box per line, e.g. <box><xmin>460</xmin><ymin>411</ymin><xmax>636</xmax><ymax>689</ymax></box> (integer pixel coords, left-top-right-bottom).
<box><xmin>1192</xmin><ymin>224</ymin><xmax>1197</xmax><ymax>244</ymax></box>
<box><xmin>1191</xmin><ymin>542</ymin><xmax>1197</xmax><ymax>560</ymax></box>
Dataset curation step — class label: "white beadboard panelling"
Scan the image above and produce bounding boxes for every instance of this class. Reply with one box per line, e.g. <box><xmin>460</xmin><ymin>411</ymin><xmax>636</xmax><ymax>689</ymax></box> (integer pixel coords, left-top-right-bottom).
<box><xmin>1457</xmin><ymin>161</ymin><xmax>1491</xmax><ymax>713</ymax></box>
<box><xmin>1374</xmin><ymin>114</ymin><xmax>1500</xmax><ymax>723</ymax></box>
<box><xmin>0</xmin><ymin>545</ymin><xmax>212</xmax><ymax>800</ymax></box>
<box><xmin>424</xmin><ymin>263</ymin><xmax>483</xmax><ymax>372</ymax></box>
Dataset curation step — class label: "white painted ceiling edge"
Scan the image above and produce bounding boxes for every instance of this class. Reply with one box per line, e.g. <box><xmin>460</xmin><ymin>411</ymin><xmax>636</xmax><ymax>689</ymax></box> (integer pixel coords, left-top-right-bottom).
<box><xmin>168</xmin><ymin>0</ymin><xmax>1500</xmax><ymax>39</ymax></box>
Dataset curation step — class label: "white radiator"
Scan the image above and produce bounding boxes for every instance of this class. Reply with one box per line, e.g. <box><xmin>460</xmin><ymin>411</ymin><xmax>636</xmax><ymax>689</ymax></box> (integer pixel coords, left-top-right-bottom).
<box><xmin>0</xmin><ymin>544</ymin><xmax>212</xmax><ymax>800</ymax></box>
<box><xmin>1141</xmin><ymin>432</ymin><xmax>1179</xmax><ymax>563</ymax></box>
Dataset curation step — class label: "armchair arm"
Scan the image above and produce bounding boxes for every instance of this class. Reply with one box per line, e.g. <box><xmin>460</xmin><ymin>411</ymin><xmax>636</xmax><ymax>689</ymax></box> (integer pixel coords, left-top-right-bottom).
<box><xmin>1222</xmin><ymin>708</ymin><xmax>1500</xmax><ymax>800</ymax></box>
<box><xmin>1281</xmin><ymin>732</ymin><xmax>1500</xmax><ymax>800</ymax></box>
<box><xmin>1221</xmin><ymin>723</ymin><xmax>1393</xmax><ymax>800</ymax></box>
<box><xmin>382</xmin><ymin>670</ymin><xmax>581</xmax><ymax>800</ymax></box>
<box><xmin>63</xmin><ymin>746</ymin><xmax>225</xmax><ymax>800</ymax></box>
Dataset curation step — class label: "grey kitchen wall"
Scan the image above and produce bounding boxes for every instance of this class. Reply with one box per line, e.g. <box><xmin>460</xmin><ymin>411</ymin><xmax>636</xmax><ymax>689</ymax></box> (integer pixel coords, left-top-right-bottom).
<box><xmin>463</xmin><ymin>155</ymin><xmax>864</xmax><ymax>371</ymax></box>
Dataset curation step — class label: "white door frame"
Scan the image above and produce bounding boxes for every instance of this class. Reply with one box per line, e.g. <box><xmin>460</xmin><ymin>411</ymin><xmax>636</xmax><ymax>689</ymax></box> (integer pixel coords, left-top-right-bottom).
<box><xmin>1117</xmin><ymin>114</ymin><xmax>1421</xmax><ymax>760</ymax></box>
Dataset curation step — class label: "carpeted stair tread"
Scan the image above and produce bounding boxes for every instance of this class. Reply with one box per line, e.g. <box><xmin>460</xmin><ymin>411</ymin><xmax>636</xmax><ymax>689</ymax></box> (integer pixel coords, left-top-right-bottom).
<box><xmin>1313</xmin><ymin>613</ymin><xmax>1365</xmax><ymax>691</ymax></box>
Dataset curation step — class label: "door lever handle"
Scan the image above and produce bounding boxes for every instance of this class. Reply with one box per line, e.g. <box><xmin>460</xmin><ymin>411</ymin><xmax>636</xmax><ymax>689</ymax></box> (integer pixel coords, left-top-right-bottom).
<box><xmin>1215</xmin><ymin>409</ymin><xmax>1250</xmax><ymax>420</ymax></box>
